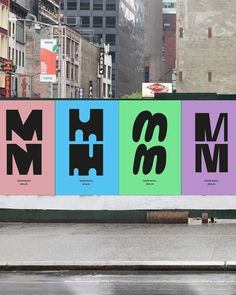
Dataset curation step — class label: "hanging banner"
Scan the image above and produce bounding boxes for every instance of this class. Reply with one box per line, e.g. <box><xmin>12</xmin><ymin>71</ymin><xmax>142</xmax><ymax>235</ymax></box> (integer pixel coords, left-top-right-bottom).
<box><xmin>0</xmin><ymin>101</ymin><xmax>55</xmax><ymax>195</ymax></box>
<box><xmin>182</xmin><ymin>101</ymin><xmax>236</xmax><ymax>195</ymax></box>
<box><xmin>119</xmin><ymin>101</ymin><xmax>181</xmax><ymax>195</ymax></box>
<box><xmin>98</xmin><ymin>47</ymin><xmax>105</xmax><ymax>75</ymax></box>
<box><xmin>40</xmin><ymin>39</ymin><xmax>57</xmax><ymax>82</ymax></box>
<box><xmin>56</xmin><ymin>100</ymin><xmax>119</xmax><ymax>195</ymax></box>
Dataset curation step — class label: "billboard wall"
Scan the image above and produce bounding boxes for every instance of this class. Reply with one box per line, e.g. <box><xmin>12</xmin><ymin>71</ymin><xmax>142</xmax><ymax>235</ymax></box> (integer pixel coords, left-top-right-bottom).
<box><xmin>0</xmin><ymin>100</ymin><xmax>234</xmax><ymax>195</ymax></box>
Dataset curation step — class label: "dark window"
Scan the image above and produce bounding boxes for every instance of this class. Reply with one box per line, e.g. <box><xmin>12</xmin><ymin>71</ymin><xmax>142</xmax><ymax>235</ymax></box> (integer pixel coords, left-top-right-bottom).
<box><xmin>103</xmin><ymin>83</ymin><xmax>106</xmax><ymax>97</ymax></box>
<box><xmin>60</xmin><ymin>0</ymin><xmax>64</xmax><ymax>9</ymax></box>
<box><xmin>66</xmin><ymin>62</ymin><xmax>70</xmax><ymax>79</ymax></box>
<box><xmin>71</xmin><ymin>65</ymin><xmax>74</xmax><ymax>81</ymax></box>
<box><xmin>19</xmin><ymin>51</ymin><xmax>21</xmax><ymax>67</ymax></box>
<box><xmin>16</xmin><ymin>50</ymin><xmax>18</xmax><ymax>65</ymax></box>
<box><xmin>12</xmin><ymin>48</ymin><xmax>14</xmax><ymax>62</ymax></box>
<box><xmin>8</xmin><ymin>22</ymin><xmax>11</xmax><ymax>37</ymax></box>
<box><xmin>208</xmin><ymin>28</ymin><xmax>212</xmax><ymax>38</ymax></box>
<box><xmin>67</xmin><ymin>1</ymin><xmax>77</xmax><ymax>9</ymax></box>
<box><xmin>8</xmin><ymin>47</ymin><xmax>11</xmax><ymax>60</ymax></box>
<box><xmin>179</xmin><ymin>71</ymin><xmax>183</xmax><ymax>81</ymax></box>
<box><xmin>208</xmin><ymin>71</ymin><xmax>212</xmax><ymax>82</ymax></box>
<box><xmin>81</xmin><ymin>16</ymin><xmax>90</xmax><ymax>27</ymax></box>
<box><xmin>106</xmin><ymin>17</ymin><xmax>116</xmax><ymax>28</ymax></box>
<box><xmin>108</xmin><ymin>84</ymin><xmax>111</xmax><ymax>97</ymax></box>
<box><xmin>93</xmin><ymin>16</ymin><xmax>103</xmax><ymax>28</ymax></box>
<box><xmin>104</xmin><ymin>65</ymin><xmax>106</xmax><ymax>78</ymax></box>
<box><xmin>108</xmin><ymin>66</ymin><xmax>111</xmax><ymax>79</ymax></box>
<box><xmin>22</xmin><ymin>52</ymin><xmax>24</xmax><ymax>67</ymax></box>
<box><xmin>80</xmin><ymin>1</ymin><xmax>90</xmax><ymax>10</ymax></box>
<box><xmin>93</xmin><ymin>0</ymin><xmax>103</xmax><ymax>10</ymax></box>
<box><xmin>110</xmin><ymin>51</ymin><xmax>115</xmax><ymax>63</ymax></box>
<box><xmin>179</xmin><ymin>27</ymin><xmax>183</xmax><ymax>38</ymax></box>
<box><xmin>112</xmin><ymin>73</ymin><xmax>115</xmax><ymax>80</ymax></box>
<box><xmin>106</xmin><ymin>34</ymin><xmax>116</xmax><ymax>46</ymax></box>
<box><xmin>106</xmin><ymin>0</ymin><xmax>116</xmax><ymax>10</ymax></box>
<box><xmin>145</xmin><ymin>66</ymin><xmax>149</xmax><ymax>82</ymax></box>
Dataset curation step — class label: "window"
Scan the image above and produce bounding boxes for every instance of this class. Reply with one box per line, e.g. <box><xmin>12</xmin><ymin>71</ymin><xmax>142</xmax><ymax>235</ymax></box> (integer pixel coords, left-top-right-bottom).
<box><xmin>66</xmin><ymin>38</ymin><xmax>71</xmax><ymax>55</ymax></box>
<box><xmin>12</xmin><ymin>48</ymin><xmax>14</xmax><ymax>62</ymax></box>
<box><xmin>66</xmin><ymin>62</ymin><xmax>70</xmax><ymax>79</ymax></box>
<box><xmin>103</xmin><ymin>83</ymin><xmax>106</xmax><ymax>97</ymax></box>
<box><xmin>106</xmin><ymin>17</ymin><xmax>116</xmax><ymax>28</ymax></box>
<box><xmin>179</xmin><ymin>71</ymin><xmax>183</xmax><ymax>81</ymax></box>
<box><xmin>112</xmin><ymin>73</ymin><xmax>115</xmax><ymax>80</ymax></box>
<box><xmin>108</xmin><ymin>84</ymin><xmax>111</xmax><ymax>97</ymax></box>
<box><xmin>71</xmin><ymin>65</ymin><xmax>74</xmax><ymax>81</ymax></box>
<box><xmin>145</xmin><ymin>66</ymin><xmax>149</xmax><ymax>82</ymax></box>
<box><xmin>106</xmin><ymin>0</ymin><xmax>116</xmax><ymax>10</ymax></box>
<box><xmin>93</xmin><ymin>0</ymin><xmax>103</xmax><ymax>10</ymax></box>
<box><xmin>106</xmin><ymin>34</ymin><xmax>116</xmax><ymax>46</ymax></box>
<box><xmin>22</xmin><ymin>52</ymin><xmax>24</xmax><ymax>67</ymax></box>
<box><xmin>19</xmin><ymin>51</ymin><xmax>21</xmax><ymax>67</ymax></box>
<box><xmin>81</xmin><ymin>16</ymin><xmax>90</xmax><ymax>27</ymax></box>
<box><xmin>163</xmin><ymin>2</ymin><xmax>176</xmax><ymax>8</ymax></box>
<box><xmin>16</xmin><ymin>21</ymin><xmax>24</xmax><ymax>43</ymax></box>
<box><xmin>80</xmin><ymin>0</ymin><xmax>90</xmax><ymax>10</ymax></box>
<box><xmin>16</xmin><ymin>50</ymin><xmax>18</xmax><ymax>65</ymax></box>
<box><xmin>75</xmin><ymin>65</ymin><xmax>79</xmax><ymax>82</ymax></box>
<box><xmin>93</xmin><ymin>16</ymin><xmax>103</xmax><ymax>28</ymax></box>
<box><xmin>108</xmin><ymin>66</ymin><xmax>111</xmax><ymax>79</ymax></box>
<box><xmin>8</xmin><ymin>22</ymin><xmax>11</xmax><ymax>37</ymax></box>
<box><xmin>208</xmin><ymin>28</ymin><xmax>212</xmax><ymax>38</ymax></box>
<box><xmin>179</xmin><ymin>27</ymin><xmax>183</xmax><ymax>38</ymax></box>
<box><xmin>104</xmin><ymin>65</ymin><xmax>106</xmax><ymax>78</ymax></box>
<box><xmin>110</xmin><ymin>51</ymin><xmax>115</xmax><ymax>63</ymax></box>
<box><xmin>8</xmin><ymin>46</ymin><xmax>11</xmax><ymax>59</ymax></box>
<box><xmin>67</xmin><ymin>1</ymin><xmax>77</xmax><ymax>10</ymax></box>
<box><xmin>208</xmin><ymin>71</ymin><xmax>212</xmax><ymax>82</ymax></box>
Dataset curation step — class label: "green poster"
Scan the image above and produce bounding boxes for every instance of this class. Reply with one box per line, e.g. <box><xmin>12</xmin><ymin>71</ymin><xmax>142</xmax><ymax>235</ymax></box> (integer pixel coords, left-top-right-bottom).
<box><xmin>119</xmin><ymin>100</ymin><xmax>181</xmax><ymax>195</ymax></box>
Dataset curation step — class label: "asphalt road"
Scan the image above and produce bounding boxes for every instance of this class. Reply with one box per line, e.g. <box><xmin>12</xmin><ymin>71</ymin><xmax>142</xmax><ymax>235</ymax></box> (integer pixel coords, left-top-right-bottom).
<box><xmin>0</xmin><ymin>271</ymin><xmax>236</xmax><ymax>295</ymax></box>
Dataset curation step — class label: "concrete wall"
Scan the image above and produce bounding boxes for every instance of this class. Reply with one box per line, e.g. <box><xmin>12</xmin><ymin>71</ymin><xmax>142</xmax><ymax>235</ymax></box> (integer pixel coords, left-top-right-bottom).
<box><xmin>144</xmin><ymin>0</ymin><xmax>169</xmax><ymax>82</ymax></box>
<box><xmin>176</xmin><ymin>0</ymin><xmax>236</xmax><ymax>94</ymax></box>
<box><xmin>80</xmin><ymin>38</ymin><xmax>99</xmax><ymax>98</ymax></box>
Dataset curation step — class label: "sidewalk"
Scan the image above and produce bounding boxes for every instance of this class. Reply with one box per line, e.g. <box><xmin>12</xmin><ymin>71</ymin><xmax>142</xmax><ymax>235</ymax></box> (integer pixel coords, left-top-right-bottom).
<box><xmin>0</xmin><ymin>221</ymin><xmax>236</xmax><ymax>270</ymax></box>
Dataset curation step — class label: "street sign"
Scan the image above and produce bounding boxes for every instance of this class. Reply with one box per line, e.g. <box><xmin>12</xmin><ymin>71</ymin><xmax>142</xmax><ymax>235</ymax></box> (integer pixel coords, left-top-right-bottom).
<box><xmin>0</xmin><ymin>60</ymin><xmax>16</xmax><ymax>74</ymax></box>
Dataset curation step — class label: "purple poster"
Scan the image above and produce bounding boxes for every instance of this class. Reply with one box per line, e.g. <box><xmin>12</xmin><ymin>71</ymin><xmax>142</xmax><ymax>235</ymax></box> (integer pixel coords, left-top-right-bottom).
<box><xmin>182</xmin><ymin>101</ymin><xmax>236</xmax><ymax>195</ymax></box>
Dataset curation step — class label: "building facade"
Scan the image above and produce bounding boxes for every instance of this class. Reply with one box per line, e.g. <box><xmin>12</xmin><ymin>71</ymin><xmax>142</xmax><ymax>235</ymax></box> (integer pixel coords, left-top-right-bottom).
<box><xmin>162</xmin><ymin>0</ymin><xmax>176</xmax><ymax>82</ymax></box>
<box><xmin>8</xmin><ymin>0</ymin><xmax>30</xmax><ymax>97</ymax></box>
<box><xmin>62</xmin><ymin>0</ymin><xmax>144</xmax><ymax>98</ymax></box>
<box><xmin>51</xmin><ymin>24</ymin><xmax>81</xmax><ymax>98</ymax></box>
<box><xmin>17</xmin><ymin>0</ymin><xmax>59</xmax><ymax>24</ymax></box>
<box><xmin>0</xmin><ymin>0</ymin><xmax>9</xmax><ymax>97</ymax></box>
<box><xmin>144</xmin><ymin>0</ymin><xmax>164</xmax><ymax>83</ymax></box>
<box><xmin>176</xmin><ymin>0</ymin><xmax>236</xmax><ymax>93</ymax></box>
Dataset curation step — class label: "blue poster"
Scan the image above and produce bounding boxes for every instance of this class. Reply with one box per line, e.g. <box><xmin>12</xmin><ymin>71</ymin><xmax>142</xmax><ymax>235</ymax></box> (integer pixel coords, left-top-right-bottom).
<box><xmin>56</xmin><ymin>100</ymin><xmax>119</xmax><ymax>195</ymax></box>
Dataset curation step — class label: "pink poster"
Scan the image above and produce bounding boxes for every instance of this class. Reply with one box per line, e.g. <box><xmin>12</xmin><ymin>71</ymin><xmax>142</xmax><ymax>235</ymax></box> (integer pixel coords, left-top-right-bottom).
<box><xmin>0</xmin><ymin>101</ymin><xmax>55</xmax><ymax>195</ymax></box>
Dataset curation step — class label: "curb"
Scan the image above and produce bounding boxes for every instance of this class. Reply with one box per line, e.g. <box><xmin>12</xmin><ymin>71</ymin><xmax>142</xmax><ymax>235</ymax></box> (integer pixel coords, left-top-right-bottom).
<box><xmin>0</xmin><ymin>261</ymin><xmax>233</xmax><ymax>271</ymax></box>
